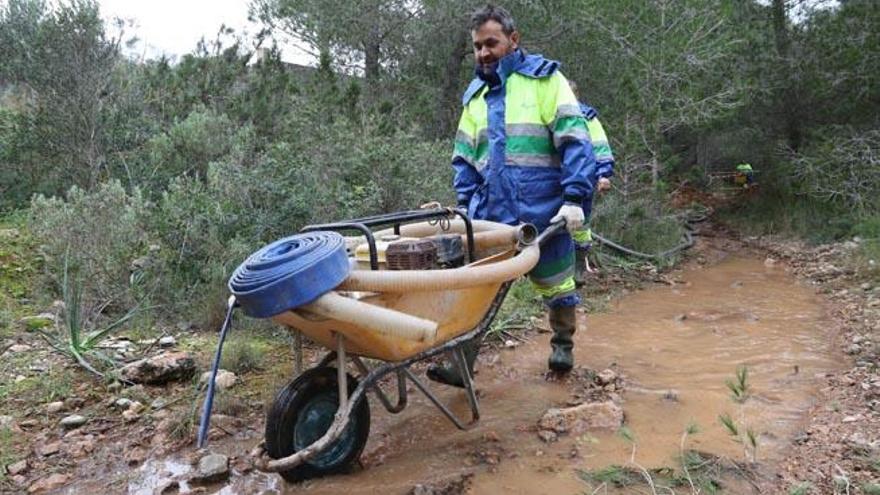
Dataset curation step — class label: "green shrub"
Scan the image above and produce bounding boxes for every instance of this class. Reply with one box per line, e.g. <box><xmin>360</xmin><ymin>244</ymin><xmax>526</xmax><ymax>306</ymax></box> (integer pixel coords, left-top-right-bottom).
<box><xmin>29</xmin><ymin>181</ymin><xmax>150</xmax><ymax>313</ymax></box>
<box><xmin>219</xmin><ymin>337</ymin><xmax>267</xmax><ymax>374</ymax></box>
<box><xmin>592</xmin><ymin>192</ymin><xmax>687</xmax><ymax>265</ymax></box>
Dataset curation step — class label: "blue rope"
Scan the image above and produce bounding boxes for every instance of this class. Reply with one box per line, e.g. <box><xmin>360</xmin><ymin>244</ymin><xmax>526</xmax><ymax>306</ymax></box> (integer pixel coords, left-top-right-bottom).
<box><xmin>228</xmin><ymin>231</ymin><xmax>351</xmax><ymax>318</ymax></box>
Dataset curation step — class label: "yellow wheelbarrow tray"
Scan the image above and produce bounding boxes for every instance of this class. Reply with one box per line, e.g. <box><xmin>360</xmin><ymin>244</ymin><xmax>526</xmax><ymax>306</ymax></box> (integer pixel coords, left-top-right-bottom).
<box><xmin>244</xmin><ymin>208</ymin><xmax>563</xmax><ymax>481</ymax></box>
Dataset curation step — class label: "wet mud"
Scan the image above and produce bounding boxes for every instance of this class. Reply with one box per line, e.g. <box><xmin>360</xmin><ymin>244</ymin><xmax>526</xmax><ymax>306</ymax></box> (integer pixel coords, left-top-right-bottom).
<box><xmin>127</xmin><ymin>255</ymin><xmax>842</xmax><ymax>494</ymax></box>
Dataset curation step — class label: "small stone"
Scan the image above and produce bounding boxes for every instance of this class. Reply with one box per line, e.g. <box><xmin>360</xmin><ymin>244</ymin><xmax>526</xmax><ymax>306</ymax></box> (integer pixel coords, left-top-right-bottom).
<box><xmin>155</xmin><ymin>480</ymin><xmax>180</xmax><ymax>494</ymax></box>
<box><xmin>842</xmin><ymin>415</ymin><xmax>861</xmax><ymax>423</ymax></box>
<box><xmin>663</xmin><ymin>390</ymin><xmax>679</xmax><ymax>402</ymax></box>
<box><xmin>199</xmin><ymin>370</ymin><xmax>237</xmax><ymax>391</ymax></box>
<box><xmin>37</xmin><ymin>442</ymin><xmax>61</xmax><ymax>457</ymax></box>
<box><xmin>503</xmin><ymin>339</ymin><xmax>517</xmax><ymax>348</ymax></box>
<box><xmin>27</xmin><ymin>473</ymin><xmax>69</xmax><ymax>493</ymax></box>
<box><xmin>862</xmin><ymin>283</ymin><xmax>873</xmax><ymax>291</ymax></box>
<box><xmin>114</xmin><ymin>398</ymin><xmax>133</xmax><ymax>409</ymax></box>
<box><xmin>158</xmin><ymin>336</ymin><xmax>176</xmax><ymax>348</ymax></box>
<box><xmin>128</xmin><ymin>401</ymin><xmax>145</xmax><ymax>413</ymax></box>
<box><xmin>231</xmin><ymin>456</ymin><xmax>254</xmax><ymax>475</ymax></box>
<box><xmin>853</xmin><ymin>335</ymin><xmax>865</xmax><ymax>345</ymax></box>
<box><xmin>8</xmin><ymin>344</ymin><xmax>31</xmax><ymax>353</ymax></box>
<box><xmin>847</xmin><ymin>344</ymin><xmax>862</xmax><ymax>355</ymax></box>
<box><xmin>482</xmin><ymin>430</ymin><xmax>500</xmax><ymax>442</ymax></box>
<box><xmin>538</xmin><ymin>430</ymin><xmax>558</xmax><ymax>443</ymax></box>
<box><xmin>596</xmin><ymin>369</ymin><xmax>617</xmax><ymax>386</ymax></box>
<box><xmin>764</xmin><ymin>257</ymin><xmax>777</xmax><ymax>267</ymax></box>
<box><xmin>29</xmin><ymin>362</ymin><xmax>48</xmax><ymax>373</ymax></box>
<box><xmin>122</xmin><ymin>409</ymin><xmax>140</xmax><ymax>422</ymax></box>
<box><xmin>60</xmin><ymin>414</ymin><xmax>87</xmax><ymax>429</ymax></box>
<box><xmin>46</xmin><ymin>402</ymin><xmax>65</xmax><ymax>414</ymax></box>
<box><xmin>15</xmin><ymin>375</ymin><xmax>26</xmax><ymax>383</ymax></box>
<box><xmin>674</xmin><ymin>314</ymin><xmax>687</xmax><ymax>322</ymax></box>
<box><xmin>107</xmin><ymin>381</ymin><xmax>122</xmax><ymax>392</ymax></box>
<box><xmin>125</xmin><ymin>446</ymin><xmax>148</xmax><ymax>466</ymax></box>
<box><xmin>151</xmin><ymin>398</ymin><xmax>169</xmax><ymax>410</ymax></box>
<box><xmin>730</xmin><ymin>281</ymin><xmax>743</xmax><ymax>289</ymax></box>
<box><xmin>7</xmin><ymin>459</ymin><xmax>27</xmax><ymax>475</ymax></box>
<box><xmin>0</xmin><ymin>415</ymin><xmax>13</xmax><ymax>429</ymax></box>
<box><xmin>193</xmin><ymin>453</ymin><xmax>229</xmax><ymax>483</ymax></box>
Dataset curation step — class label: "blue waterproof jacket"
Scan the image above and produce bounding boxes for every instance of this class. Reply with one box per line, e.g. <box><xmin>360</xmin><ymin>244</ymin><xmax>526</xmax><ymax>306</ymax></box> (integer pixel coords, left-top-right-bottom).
<box><xmin>452</xmin><ymin>49</ymin><xmax>597</xmax><ymax>231</ymax></box>
<box><xmin>578</xmin><ymin>102</ymin><xmax>615</xmax><ymax>220</ymax></box>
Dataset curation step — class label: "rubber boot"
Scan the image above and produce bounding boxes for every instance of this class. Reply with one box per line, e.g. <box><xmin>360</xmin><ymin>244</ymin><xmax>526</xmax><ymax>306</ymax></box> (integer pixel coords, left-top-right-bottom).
<box><xmin>426</xmin><ymin>338</ymin><xmax>480</xmax><ymax>389</ymax></box>
<box><xmin>574</xmin><ymin>246</ymin><xmax>590</xmax><ymax>288</ymax></box>
<box><xmin>548</xmin><ymin>305</ymin><xmax>577</xmax><ymax>372</ymax></box>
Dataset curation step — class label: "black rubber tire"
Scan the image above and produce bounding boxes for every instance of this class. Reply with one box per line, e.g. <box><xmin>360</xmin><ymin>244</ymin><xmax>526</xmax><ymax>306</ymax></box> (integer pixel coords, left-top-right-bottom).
<box><xmin>265</xmin><ymin>366</ymin><xmax>370</xmax><ymax>483</ymax></box>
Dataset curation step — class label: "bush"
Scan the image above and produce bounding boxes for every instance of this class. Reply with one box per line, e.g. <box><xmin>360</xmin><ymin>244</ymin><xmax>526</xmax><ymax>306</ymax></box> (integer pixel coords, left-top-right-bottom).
<box><xmin>220</xmin><ymin>336</ymin><xmax>267</xmax><ymax>374</ymax></box>
<box><xmin>792</xmin><ymin>127</ymin><xmax>880</xmax><ymax>215</ymax></box>
<box><xmin>29</xmin><ymin>181</ymin><xmax>150</xmax><ymax>313</ymax></box>
<box><xmin>592</xmin><ymin>192</ymin><xmax>687</xmax><ymax>265</ymax></box>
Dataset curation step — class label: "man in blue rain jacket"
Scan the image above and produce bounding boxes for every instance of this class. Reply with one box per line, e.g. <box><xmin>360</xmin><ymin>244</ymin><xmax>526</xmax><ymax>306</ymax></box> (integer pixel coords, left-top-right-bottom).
<box><xmin>427</xmin><ymin>4</ymin><xmax>597</xmax><ymax>386</ymax></box>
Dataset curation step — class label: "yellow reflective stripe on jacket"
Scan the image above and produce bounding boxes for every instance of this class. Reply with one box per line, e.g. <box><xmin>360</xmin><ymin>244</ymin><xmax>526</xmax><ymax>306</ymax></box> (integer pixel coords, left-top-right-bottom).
<box><xmin>586</xmin><ymin>118</ymin><xmax>613</xmax><ymax>163</ymax></box>
<box><xmin>458</xmin><ymin>71</ymin><xmax>587</xmax><ymax>170</ymax></box>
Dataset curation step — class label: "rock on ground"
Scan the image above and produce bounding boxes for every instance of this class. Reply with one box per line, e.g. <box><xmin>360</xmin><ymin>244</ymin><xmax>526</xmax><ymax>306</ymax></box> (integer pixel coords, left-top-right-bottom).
<box><xmin>59</xmin><ymin>415</ymin><xmax>87</xmax><ymax>429</ymax></box>
<box><xmin>120</xmin><ymin>351</ymin><xmax>196</xmax><ymax>385</ymax></box>
<box><xmin>199</xmin><ymin>369</ymin><xmax>237</xmax><ymax>390</ymax></box>
<box><xmin>192</xmin><ymin>453</ymin><xmax>229</xmax><ymax>483</ymax></box>
<box><xmin>27</xmin><ymin>473</ymin><xmax>69</xmax><ymax>493</ymax></box>
<box><xmin>538</xmin><ymin>401</ymin><xmax>624</xmax><ymax>434</ymax></box>
<box><xmin>7</xmin><ymin>459</ymin><xmax>28</xmax><ymax>475</ymax></box>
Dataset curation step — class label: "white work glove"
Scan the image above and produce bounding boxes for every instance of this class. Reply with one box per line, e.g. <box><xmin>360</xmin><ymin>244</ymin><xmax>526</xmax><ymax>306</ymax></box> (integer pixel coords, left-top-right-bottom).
<box><xmin>550</xmin><ymin>203</ymin><xmax>585</xmax><ymax>232</ymax></box>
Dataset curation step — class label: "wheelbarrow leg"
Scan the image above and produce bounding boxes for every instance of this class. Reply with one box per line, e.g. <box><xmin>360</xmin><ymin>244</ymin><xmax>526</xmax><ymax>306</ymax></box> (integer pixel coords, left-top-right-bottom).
<box><xmin>452</xmin><ymin>347</ymin><xmax>480</xmax><ymax>422</ymax></box>
<box><xmin>402</xmin><ymin>368</ymin><xmax>480</xmax><ymax>430</ymax></box>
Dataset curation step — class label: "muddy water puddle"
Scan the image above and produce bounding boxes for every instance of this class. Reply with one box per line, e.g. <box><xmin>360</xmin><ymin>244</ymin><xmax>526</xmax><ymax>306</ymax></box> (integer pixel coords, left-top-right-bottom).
<box><xmin>134</xmin><ymin>255</ymin><xmax>841</xmax><ymax>494</ymax></box>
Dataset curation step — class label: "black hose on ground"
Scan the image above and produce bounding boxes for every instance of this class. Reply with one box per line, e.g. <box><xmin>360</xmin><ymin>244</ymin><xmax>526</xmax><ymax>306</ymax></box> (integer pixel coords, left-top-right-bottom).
<box><xmin>591</xmin><ymin>207</ymin><xmax>710</xmax><ymax>261</ymax></box>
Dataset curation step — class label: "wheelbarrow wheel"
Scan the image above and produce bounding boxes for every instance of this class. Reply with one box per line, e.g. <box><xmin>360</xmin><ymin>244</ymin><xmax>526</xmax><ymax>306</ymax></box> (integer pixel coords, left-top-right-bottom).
<box><xmin>265</xmin><ymin>366</ymin><xmax>370</xmax><ymax>483</ymax></box>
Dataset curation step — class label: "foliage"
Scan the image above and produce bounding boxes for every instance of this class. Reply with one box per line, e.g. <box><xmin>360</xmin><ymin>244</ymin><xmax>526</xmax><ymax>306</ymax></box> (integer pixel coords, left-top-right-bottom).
<box><xmin>725</xmin><ymin>365</ymin><xmax>750</xmax><ymax>403</ymax></box>
<box><xmin>591</xmin><ymin>191</ymin><xmax>687</xmax><ymax>266</ymax></box>
<box><xmin>220</xmin><ymin>336</ymin><xmax>268</xmax><ymax>374</ymax></box>
<box><xmin>488</xmin><ymin>279</ymin><xmax>542</xmax><ymax>341</ymax></box>
<box><xmin>791</xmin><ymin>128</ymin><xmax>880</xmax><ymax>214</ymax></box>
<box><xmin>788</xmin><ymin>482</ymin><xmax>813</xmax><ymax>495</ymax></box>
<box><xmin>29</xmin><ymin>180</ymin><xmax>149</xmax><ymax>310</ymax></box>
<box><xmin>1</xmin><ymin>0</ymin><xmax>878</xmax><ymax>332</ymax></box>
<box><xmin>36</xmin><ymin>251</ymin><xmax>141</xmax><ymax>377</ymax></box>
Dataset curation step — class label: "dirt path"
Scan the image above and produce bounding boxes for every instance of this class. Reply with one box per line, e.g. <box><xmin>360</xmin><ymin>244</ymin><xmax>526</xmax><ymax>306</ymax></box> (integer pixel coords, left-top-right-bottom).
<box><xmin>3</xmin><ymin>226</ymin><xmax>876</xmax><ymax>494</ymax></box>
<box><xmin>135</xmin><ymin>230</ymin><xmax>846</xmax><ymax>494</ymax></box>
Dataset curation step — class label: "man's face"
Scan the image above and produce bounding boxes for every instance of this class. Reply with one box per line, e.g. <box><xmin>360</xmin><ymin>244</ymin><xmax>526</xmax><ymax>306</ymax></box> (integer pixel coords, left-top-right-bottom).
<box><xmin>471</xmin><ymin>20</ymin><xmax>519</xmax><ymax>71</ymax></box>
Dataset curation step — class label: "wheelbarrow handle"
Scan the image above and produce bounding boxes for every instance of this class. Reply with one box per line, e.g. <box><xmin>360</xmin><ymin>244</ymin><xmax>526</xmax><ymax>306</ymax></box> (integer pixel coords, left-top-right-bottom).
<box><xmin>536</xmin><ymin>219</ymin><xmax>567</xmax><ymax>246</ymax></box>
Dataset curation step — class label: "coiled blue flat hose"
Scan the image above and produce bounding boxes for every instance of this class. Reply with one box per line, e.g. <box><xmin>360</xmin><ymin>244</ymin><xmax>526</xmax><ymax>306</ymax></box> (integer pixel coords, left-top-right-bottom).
<box><xmin>229</xmin><ymin>231</ymin><xmax>351</xmax><ymax>318</ymax></box>
<box><xmin>198</xmin><ymin>231</ymin><xmax>350</xmax><ymax>448</ymax></box>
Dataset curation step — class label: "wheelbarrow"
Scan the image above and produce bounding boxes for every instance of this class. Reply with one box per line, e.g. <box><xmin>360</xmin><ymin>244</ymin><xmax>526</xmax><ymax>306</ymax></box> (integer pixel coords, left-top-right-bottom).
<box><xmin>198</xmin><ymin>207</ymin><xmax>564</xmax><ymax>483</ymax></box>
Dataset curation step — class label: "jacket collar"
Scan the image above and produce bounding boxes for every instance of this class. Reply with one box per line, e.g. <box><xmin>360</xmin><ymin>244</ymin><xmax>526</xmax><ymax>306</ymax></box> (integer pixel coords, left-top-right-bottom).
<box><xmin>461</xmin><ymin>50</ymin><xmax>561</xmax><ymax>106</ymax></box>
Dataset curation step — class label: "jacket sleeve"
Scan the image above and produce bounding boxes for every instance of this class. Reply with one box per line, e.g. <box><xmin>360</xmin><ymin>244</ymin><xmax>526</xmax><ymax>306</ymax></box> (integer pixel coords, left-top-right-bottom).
<box><xmin>542</xmin><ymin>73</ymin><xmax>595</xmax><ymax>205</ymax></box>
<box><xmin>451</xmin><ymin>106</ymin><xmax>482</xmax><ymax>207</ymax></box>
<box><xmin>585</xmin><ymin>117</ymin><xmax>615</xmax><ymax>180</ymax></box>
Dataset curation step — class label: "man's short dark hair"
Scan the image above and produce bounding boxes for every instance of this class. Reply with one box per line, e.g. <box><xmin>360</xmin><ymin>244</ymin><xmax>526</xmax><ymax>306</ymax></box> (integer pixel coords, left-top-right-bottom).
<box><xmin>469</xmin><ymin>4</ymin><xmax>516</xmax><ymax>35</ymax></box>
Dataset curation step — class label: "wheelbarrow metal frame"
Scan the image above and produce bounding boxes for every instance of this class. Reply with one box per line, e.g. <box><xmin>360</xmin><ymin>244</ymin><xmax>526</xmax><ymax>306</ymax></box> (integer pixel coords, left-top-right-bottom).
<box><xmin>252</xmin><ymin>212</ymin><xmax>563</xmax><ymax>474</ymax></box>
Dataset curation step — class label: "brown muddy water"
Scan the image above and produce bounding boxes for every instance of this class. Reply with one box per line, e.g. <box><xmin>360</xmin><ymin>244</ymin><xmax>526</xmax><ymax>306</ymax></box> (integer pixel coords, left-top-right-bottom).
<box><xmin>129</xmin><ymin>256</ymin><xmax>842</xmax><ymax>494</ymax></box>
